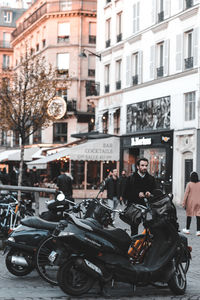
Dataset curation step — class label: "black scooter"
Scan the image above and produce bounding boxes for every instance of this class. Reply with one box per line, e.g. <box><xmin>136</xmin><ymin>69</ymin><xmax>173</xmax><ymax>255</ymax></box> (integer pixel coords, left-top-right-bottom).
<box><xmin>55</xmin><ymin>193</ymin><xmax>191</xmax><ymax>296</ymax></box>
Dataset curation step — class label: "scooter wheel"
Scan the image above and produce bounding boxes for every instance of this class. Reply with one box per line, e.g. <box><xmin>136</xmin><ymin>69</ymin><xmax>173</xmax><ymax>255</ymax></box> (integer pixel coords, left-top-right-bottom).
<box><xmin>6</xmin><ymin>249</ymin><xmax>34</xmax><ymax>276</ymax></box>
<box><xmin>168</xmin><ymin>262</ymin><xmax>186</xmax><ymax>295</ymax></box>
<box><xmin>57</xmin><ymin>258</ymin><xmax>95</xmax><ymax>296</ymax></box>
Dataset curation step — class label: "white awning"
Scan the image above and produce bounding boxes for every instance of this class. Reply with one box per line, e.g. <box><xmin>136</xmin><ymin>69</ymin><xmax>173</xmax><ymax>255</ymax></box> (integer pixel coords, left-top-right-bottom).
<box><xmin>0</xmin><ymin>150</ymin><xmax>20</xmax><ymax>162</ymax></box>
<box><xmin>27</xmin><ymin>137</ymin><xmax>120</xmax><ymax>169</ymax></box>
<box><xmin>8</xmin><ymin>147</ymin><xmax>40</xmax><ymax>161</ymax></box>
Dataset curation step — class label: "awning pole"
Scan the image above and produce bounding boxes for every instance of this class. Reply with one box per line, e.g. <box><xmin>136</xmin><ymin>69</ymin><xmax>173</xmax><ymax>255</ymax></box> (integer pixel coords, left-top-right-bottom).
<box><xmin>84</xmin><ymin>161</ymin><xmax>87</xmax><ymax>197</ymax></box>
<box><xmin>100</xmin><ymin>161</ymin><xmax>103</xmax><ymax>182</ymax></box>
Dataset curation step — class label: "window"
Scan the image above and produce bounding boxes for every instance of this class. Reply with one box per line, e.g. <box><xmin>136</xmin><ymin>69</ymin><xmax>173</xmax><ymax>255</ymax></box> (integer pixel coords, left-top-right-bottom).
<box><xmin>33</xmin><ymin>129</ymin><xmax>41</xmax><ymax>143</ymax></box>
<box><xmin>158</xmin><ymin>0</ymin><xmax>164</xmax><ymax>22</ymax></box>
<box><xmin>53</xmin><ymin>123</ymin><xmax>67</xmax><ymax>143</ymax></box>
<box><xmin>102</xmin><ymin>112</ymin><xmax>108</xmax><ymax>133</ymax></box>
<box><xmin>3</xmin><ymin>32</ymin><xmax>10</xmax><ymax>48</ymax></box>
<box><xmin>89</xmin><ymin>22</ymin><xmax>96</xmax><ymax>44</ymax></box>
<box><xmin>114</xmin><ymin>109</ymin><xmax>120</xmax><ymax>134</ymax></box>
<box><xmin>56</xmin><ymin>89</ymin><xmax>68</xmax><ymax>101</ymax></box>
<box><xmin>157</xmin><ymin>42</ymin><xmax>164</xmax><ymax>77</ymax></box>
<box><xmin>57</xmin><ymin>23</ymin><xmax>70</xmax><ymax>43</ymax></box>
<box><xmin>104</xmin><ymin>64</ymin><xmax>110</xmax><ymax>93</ymax></box>
<box><xmin>88</xmin><ymin>54</ymin><xmax>95</xmax><ymax>77</ymax></box>
<box><xmin>116</xmin><ymin>59</ymin><xmax>122</xmax><ymax>90</ymax></box>
<box><xmin>133</xmin><ymin>2</ymin><xmax>140</xmax><ymax>33</ymax></box>
<box><xmin>42</xmin><ymin>39</ymin><xmax>46</xmax><ymax>48</ymax></box>
<box><xmin>116</xmin><ymin>12</ymin><xmax>122</xmax><ymax>42</ymax></box>
<box><xmin>1</xmin><ymin>130</ymin><xmax>7</xmax><ymax>146</ymax></box>
<box><xmin>105</xmin><ymin>19</ymin><xmax>111</xmax><ymax>48</ymax></box>
<box><xmin>60</xmin><ymin>1</ymin><xmax>72</xmax><ymax>11</ymax></box>
<box><xmin>13</xmin><ymin>131</ymin><xmax>19</xmax><ymax>146</ymax></box>
<box><xmin>184</xmin><ymin>31</ymin><xmax>193</xmax><ymax>69</ymax></box>
<box><xmin>4</xmin><ymin>11</ymin><xmax>12</xmax><ymax>23</ymax></box>
<box><xmin>57</xmin><ymin>53</ymin><xmax>69</xmax><ymax>77</ymax></box>
<box><xmin>3</xmin><ymin>55</ymin><xmax>10</xmax><ymax>70</ymax></box>
<box><xmin>185</xmin><ymin>0</ymin><xmax>193</xmax><ymax>9</ymax></box>
<box><xmin>132</xmin><ymin>52</ymin><xmax>139</xmax><ymax>85</ymax></box>
<box><xmin>36</xmin><ymin>43</ymin><xmax>39</xmax><ymax>52</ymax></box>
<box><xmin>185</xmin><ymin>92</ymin><xmax>196</xmax><ymax>121</ymax></box>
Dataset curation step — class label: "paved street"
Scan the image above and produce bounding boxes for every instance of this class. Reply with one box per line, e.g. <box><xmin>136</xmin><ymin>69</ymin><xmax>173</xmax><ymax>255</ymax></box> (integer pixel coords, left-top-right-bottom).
<box><xmin>0</xmin><ymin>199</ymin><xmax>199</xmax><ymax>300</ymax></box>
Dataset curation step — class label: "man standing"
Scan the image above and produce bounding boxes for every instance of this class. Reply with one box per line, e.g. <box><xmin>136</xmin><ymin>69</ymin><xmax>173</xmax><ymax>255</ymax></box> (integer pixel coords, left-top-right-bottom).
<box><xmin>57</xmin><ymin>168</ymin><xmax>73</xmax><ymax>201</ymax></box>
<box><xmin>103</xmin><ymin>168</ymin><xmax>119</xmax><ymax>219</ymax></box>
<box><xmin>123</xmin><ymin>158</ymin><xmax>156</xmax><ymax>235</ymax></box>
<box><xmin>30</xmin><ymin>166</ymin><xmax>40</xmax><ymax>187</ymax></box>
<box><xmin>118</xmin><ymin>170</ymin><xmax>128</xmax><ymax>205</ymax></box>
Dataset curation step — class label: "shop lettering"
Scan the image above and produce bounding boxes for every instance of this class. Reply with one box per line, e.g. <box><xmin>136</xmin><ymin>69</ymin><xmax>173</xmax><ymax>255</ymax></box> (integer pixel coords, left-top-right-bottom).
<box><xmin>131</xmin><ymin>137</ymin><xmax>152</xmax><ymax>146</ymax></box>
<box><xmin>85</xmin><ymin>148</ymin><xmax>113</xmax><ymax>154</ymax></box>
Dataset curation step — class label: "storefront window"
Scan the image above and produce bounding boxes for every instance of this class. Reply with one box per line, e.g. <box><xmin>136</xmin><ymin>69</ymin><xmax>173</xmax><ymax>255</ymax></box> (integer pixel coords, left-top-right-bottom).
<box><xmin>71</xmin><ymin>161</ymin><xmax>84</xmax><ymax>189</ymax></box>
<box><xmin>123</xmin><ymin>148</ymin><xmax>139</xmax><ymax>175</ymax></box>
<box><xmin>87</xmin><ymin>161</ymin><xmax>100</xmax><ymax>189</ymax></box>
<box><xmin>140</xmin><ymin>148</ymin><xmax>166</xmax><ymax>179</ymax></box>
<box><xmin>103</xmin><ymin>161</ymin><xmax>116</xmax><ymax>179</ymax></box>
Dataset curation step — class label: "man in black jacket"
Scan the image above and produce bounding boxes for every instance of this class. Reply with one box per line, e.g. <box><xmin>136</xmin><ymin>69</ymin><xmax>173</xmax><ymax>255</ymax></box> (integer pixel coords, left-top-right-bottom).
<box><xmin>57</xmin><ymin>168</ymin><xmax>73</xmax><ymax>200</ymax></box>
<box><xmin>103</xmin><ymin>169</ymin><xmax>119</xmax><ymax>220</ymax></box>
<box><xmin>123</xmin><ymin>158</ymin><xmax>156</xmax><ymax>235</ymax></box>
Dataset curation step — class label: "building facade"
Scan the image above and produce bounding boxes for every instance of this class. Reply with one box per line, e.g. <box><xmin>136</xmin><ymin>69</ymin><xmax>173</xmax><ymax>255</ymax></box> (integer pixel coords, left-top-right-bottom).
<box><xmin>95</xmin><ymin>0</ymin><xmax>200</xmax><ymax>204</ymax></box>
<box><xmin>10</xmin><ymin>0</ymin><xmax>97</xmax><ymax>147</ymax></box>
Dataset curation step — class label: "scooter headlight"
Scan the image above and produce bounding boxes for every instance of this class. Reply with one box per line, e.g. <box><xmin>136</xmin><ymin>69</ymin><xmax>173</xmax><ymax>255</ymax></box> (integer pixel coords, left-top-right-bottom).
<box><xmin>7</xmin><ymin>237</ymin><xmax>15</xmax><ymax>243</ymax></box>
<box><xmin>58</xmin><ymin>231</ymin><xmax>74</xmax><ymax>237</ymax></box>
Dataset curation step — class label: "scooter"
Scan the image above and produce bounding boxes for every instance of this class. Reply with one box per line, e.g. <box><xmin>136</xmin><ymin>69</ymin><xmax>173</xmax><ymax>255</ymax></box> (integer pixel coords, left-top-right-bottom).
<box><xmin>55</xmin><ymin>193</ymin><xmax>191</xmax><ymax>296</ymax></box>
<box><xmin>3</xmin><ymin>192</ymin><xmax>73</xmax><ymax>276</ymax></box>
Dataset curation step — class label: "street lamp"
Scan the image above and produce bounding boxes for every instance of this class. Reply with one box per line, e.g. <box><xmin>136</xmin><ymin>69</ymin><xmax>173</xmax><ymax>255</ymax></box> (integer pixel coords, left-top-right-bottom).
<box><xmin>79</xmin><ymin>48</ymin><xmax>101</xmax><ymax>61</ymax></box>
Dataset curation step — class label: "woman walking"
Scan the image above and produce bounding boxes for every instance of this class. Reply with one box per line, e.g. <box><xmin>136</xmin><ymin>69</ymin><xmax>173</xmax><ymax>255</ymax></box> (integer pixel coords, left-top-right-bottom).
<box><xmin>182</xmin><ymin>171</ymin><xmax>200</xmax><ymax>236</ymax></box>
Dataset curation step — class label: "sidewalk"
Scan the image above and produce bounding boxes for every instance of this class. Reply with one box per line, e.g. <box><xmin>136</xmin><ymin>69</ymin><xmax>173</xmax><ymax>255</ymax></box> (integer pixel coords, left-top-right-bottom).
<box><xmin>0</xmin><ymin>200</ymin><xmax>199</xmax><ymax>299</ymax></box>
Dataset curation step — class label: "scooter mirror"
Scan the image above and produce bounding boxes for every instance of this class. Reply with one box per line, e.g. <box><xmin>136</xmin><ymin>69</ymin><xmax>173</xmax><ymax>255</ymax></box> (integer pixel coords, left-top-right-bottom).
<box><xmin>56</xmin><ymin>193</ymin><xmax>65</xmax><ymax>201</ymax></box>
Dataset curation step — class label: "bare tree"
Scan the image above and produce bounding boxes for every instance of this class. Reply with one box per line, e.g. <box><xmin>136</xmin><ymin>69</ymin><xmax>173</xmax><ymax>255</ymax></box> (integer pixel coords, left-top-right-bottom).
<box><xmin>0</xmin><ymin>51</ymin><xmax>63</xmax><ymax>200</ymax></box>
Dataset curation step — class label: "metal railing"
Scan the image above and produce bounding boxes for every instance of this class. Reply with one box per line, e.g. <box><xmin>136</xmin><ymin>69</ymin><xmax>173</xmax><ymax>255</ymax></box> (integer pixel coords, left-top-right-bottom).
<box><xmin>0</xmin><ymin>185</ymin><xmax>56</xmax><ymax>216</ymax></box>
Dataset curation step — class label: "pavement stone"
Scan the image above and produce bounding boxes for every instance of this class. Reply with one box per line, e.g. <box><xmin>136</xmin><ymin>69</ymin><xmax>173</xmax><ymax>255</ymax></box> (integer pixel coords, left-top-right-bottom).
<box><xmin>0</xmin><ymin>198</ymin><xmax>199</xmax><ymax>299</ymax></box>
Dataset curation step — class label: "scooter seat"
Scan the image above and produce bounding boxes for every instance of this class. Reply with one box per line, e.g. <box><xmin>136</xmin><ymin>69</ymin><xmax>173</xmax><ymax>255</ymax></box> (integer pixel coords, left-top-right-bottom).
<box><xmin>20</xmin><ymin>216</ymin><xmax>58</xmax><ymax>230</ymax></box>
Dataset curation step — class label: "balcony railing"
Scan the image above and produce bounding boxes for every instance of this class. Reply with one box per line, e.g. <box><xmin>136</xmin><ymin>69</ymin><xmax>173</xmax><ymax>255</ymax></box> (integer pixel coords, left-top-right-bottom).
<box><xmin>185</xmin><ymin>0</ymin><xmax>193</xmax><ymax>9</ymax></box>
<box><xmin>105</xmin><ymin>39</ymin><xmax>111</xmax><ymax>48</ymax></box>
<box><xmin>57</xmin><ymin>36</ymin><xmax>69</xmax><ymax>43</ymax></box>
<box><xmin>86</xmin><ymin>81</ymin><xmax>100</xmax><ymax>97</ymax></box>
<box><xmin>12</xmin><ymin>1</ymin><xmax>97</xmax><ymax>39</ymax></box>
<box><xmin>56</xmin><ymin>69</ymin><xmax>69</xmax><ymax>79</ymax></box>
<box><xmin>67</xmin><ymin>100</ymin><xmax>77</xmax><ymax>112</ymax></box>
<box><xmin>89</xmin><ymin>35</ymin><xmax>96</xmax><ymax>44</ymax></box>
<box><xmin>116</xmin><ymin>80</ymin><xmax>121</xmax><ymax>90</ymax></box>
<box><xmin>157</xmin><ymin>66</ymin><xmax>164</xmax><ymax>77</ymax></box>
<box><xmin>88</xmin><ymin>69</ymin><xmax>95</xmax><ymax>77</ymax></box>
<box><xmin>132</xmin><ymin>74</ymin><xmax>138</xmax><ymax>85</ymax></box>
<box><xmin>158</xmin><ymin>11</ymin><xmax>164</xmax><ymax>22</ymax></box>
<box><xmin>117</xmin><ymin>33</ymin><xmax>122</xmax><ymax>42</ymax></box>
<box><xmin>0</xmin><ymin>40</ymin><xmax>11</xmax><ymax>48</ymax></box>
<box><xmin>184</xmin><ymin>57</ymin><xmax>193</xmax><ymax>69</ymax></box>
<box><xmin>105</xmin><ymin>84</ymin><xmax>110</xmax><ymax>93</ymax></box>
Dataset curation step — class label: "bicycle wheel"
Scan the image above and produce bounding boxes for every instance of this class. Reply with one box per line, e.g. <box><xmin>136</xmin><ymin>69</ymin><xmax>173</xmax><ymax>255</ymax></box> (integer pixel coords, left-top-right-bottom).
<box><xmin>35</xmin><ymin>236</ymin><xmax>65</xmax><ymax>285</ymax></box>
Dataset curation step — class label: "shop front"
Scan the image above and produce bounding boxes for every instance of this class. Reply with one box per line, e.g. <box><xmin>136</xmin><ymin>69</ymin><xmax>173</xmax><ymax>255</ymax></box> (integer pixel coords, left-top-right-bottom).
<box><xmin>121</xmin><ymin>130</ymin><xmax>173</xmax><ymax>193</ymax></box>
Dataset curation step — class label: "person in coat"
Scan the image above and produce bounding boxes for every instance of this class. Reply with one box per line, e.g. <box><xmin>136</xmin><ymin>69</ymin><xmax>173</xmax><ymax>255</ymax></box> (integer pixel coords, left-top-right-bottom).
<box><xmin>182</xmin><ymin>171</ymin><xmax>200</xmax><ymax>236</ymax></box>
<box><xmin>123</xmin><ymin>157</ymin><xmax>156</xmax><ymax>235</ymax></box>
<box><xmin>57</xmin><ymin>168</ymin><xmax>73</xmax><ymax>200</ymax></box>
<box><xmin>118</xmin><ymin>170</ymin><xmax>128</xmax><ymax>205</ymax></box>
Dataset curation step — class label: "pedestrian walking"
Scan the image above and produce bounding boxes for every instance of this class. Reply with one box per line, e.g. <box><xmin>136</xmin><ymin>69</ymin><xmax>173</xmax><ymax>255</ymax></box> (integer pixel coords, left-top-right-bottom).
<box><xmin>118</xmin><ymin>170</ymin><xmax>128</xmax><ymax>205</ymax></box>
<box><xmin>102</xmin><ymin>168</ymin><xmax>119</xmax><ymax>220</ymax></box>
<box><xmin>30</xmin><ymin>166</ymin><xmax>40</xmax><ymax>187</ymax></box>
<box><xmin>123</xmin><ymin>157</ymin><xmax>156</xmax><ymax>236</ymax></box>
<box><xmin>182</xmin><ymin>171</ymin><xmax>200</xmax><ymax>236</ymax></box>
<box><xmin>10</xmin><ymin>166</ymin><xmax>19</xmax><ymax>185</ymax></box>
<box><xmin>56</xmin><ymin>168</ymin><xmax>73</xmax><ymax>202</ymax></box>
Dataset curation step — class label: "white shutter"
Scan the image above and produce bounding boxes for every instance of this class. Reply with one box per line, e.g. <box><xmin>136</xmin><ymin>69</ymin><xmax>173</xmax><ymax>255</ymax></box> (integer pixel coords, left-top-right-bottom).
<box><xmin>193</xmin><ymin>27</ymin><xmax>199</xmax><ymax>67</ymax></box>
<box><xmin>179</xmin><ymin>0</ymin><xmax>183</xmax><ymax>11</ymax></box>
<box><xmin>164</xmin><ymin>0</ymin><xmax>170</xmax><ymax>19</ymax></box>
<box><xmin>57</xmin><ymin>53</ymin><xmax>69</xmax><ymax>70</ymax></box>
<box><xmin>138</xmin><ymin>51</ymin><xmax>143</xmax><ymax>84</ymax></box>
<box><xmin>193</xmin><ymin>0</ymin><xmax>199</xmax><ymax>4</ymax></box>
<box><xmin>149</xmin><ymin>45</ymin><xmax>155</xmax><ymax>80</ymax></box>
<box><xmin>152</xmin><ymin>0</ymin><xmax>157</xmax><ymax>24</ymax></box>
<box><xmin>164</xmin><ymin>39</ymin><xmax>169</xmax><ymax>76</ymax></box>
<box><xmin>58</xmin><ymin>23</ymin><xmax>70</xmax><ymax>36</ymax></box>
<box><xmin>126</xmin><ymin>55</ymin><xmax>131</xmax><ymax>86</ymax></box>
<box><xmin>133</xmin><ymin>4</ymin><xmax>137</xmax><ymax>33</ymax></box>
<box><xmin>176</xmin><ymin>34</ymin><xmax>183</xmax><ymax>72</ymax></box>
<box><xmin>137</xmin><ymin>2</ymin><xmax>140</xmax><ymax>32</ymax></box>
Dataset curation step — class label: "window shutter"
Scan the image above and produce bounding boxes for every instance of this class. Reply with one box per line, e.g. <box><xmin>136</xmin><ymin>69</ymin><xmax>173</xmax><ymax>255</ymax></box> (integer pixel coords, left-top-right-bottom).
<box><xmin>58</xmin><ymin>23</ymin><xmax>70</xmax><ymax>36</ymax></box>
<box><xmin>137</xmin><ymin>2</ymin><xmax>140</xmax><ymax>32</ymax></box>
<box><xmin>179</xmin><ymin>0</ymin><xmax>183</xmax><ymax>11</ymax></box>
<box><xmin>164</xmin><ymin>39</ymin><xmax>169</xmax><ymax>76</ymax></box>
<box><xmin>193</xmin><ymin>27</ymin><xmax>199</xmax><ymax>67</ymax></box>
<box><xmin>164</xmin><ymin>0</ymin><xmax>170</xmax><ymax>19</ymax></box>
<box><xmin>126</xmin><ymin>55</ymin><xmax>131</xmax><ymax>86</ymax></box>
<box><xmin>149</xmin><ymin>45</ymin><xmax>155</xmax><ymax>80</ymax></box>
<box><xmin>138</xmin><ymin>51</ymin><xmax>143</xmax><ymax>84</ymax></box>
<box><xmin>57</xmin><ymin>53</ymin><xmax>69</xmax><ymax>70</ymax></box>
<box><xmin>176</xmin><ymin>34</ymin><xmax>183</xmax><ymax>72</ymax></box>
<box><xmin>151</xmin><ymin>0</ymin><xmax>157</xmax><ymax>24</ymax></box>
<box><xmin>133</xmin><ymin>4</ymin><xmax>137</xmax><ymax>33</ymax></box>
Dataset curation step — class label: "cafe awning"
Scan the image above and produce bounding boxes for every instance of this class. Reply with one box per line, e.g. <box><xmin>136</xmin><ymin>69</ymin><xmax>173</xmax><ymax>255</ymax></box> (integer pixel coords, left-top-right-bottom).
<box><xmin>0</xmin><ymin>150</ymin><xmax>20</xmax><ymax>162</ymax></box>
<box><xmin>7</xmin><ymin>147</ymin><xmax>40</xmax><ymax>162</ymax></box>
<box><xmin>27</xmin><ymin>137</ymin><xmax>120</xmax><ymax>169</ymax></box>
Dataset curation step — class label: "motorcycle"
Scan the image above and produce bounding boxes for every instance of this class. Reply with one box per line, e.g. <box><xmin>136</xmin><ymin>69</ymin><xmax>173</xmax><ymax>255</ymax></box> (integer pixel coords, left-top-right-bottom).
<box><xmin>55</xmin><ymin>193</ymin><xmax>191</xmax><ymax>296</ymax></box>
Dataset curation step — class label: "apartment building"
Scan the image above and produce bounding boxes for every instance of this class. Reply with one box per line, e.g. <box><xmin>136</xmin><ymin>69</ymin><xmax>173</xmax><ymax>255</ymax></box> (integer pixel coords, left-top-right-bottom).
<box><xmin>95</xmin><ymin>0</ymin><xmax>200</xmax><ymax>203</ymax></box>
<box><xmin>11</xmin><ymin>0</ymin><xmax>97</xmax><ymax>147</ymax></box>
